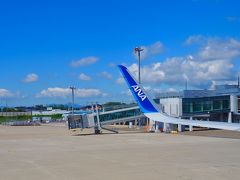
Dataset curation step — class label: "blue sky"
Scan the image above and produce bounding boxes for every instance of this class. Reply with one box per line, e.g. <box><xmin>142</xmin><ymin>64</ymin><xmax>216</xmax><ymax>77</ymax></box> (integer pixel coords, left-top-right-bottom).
<box><xmin>1</xmin><ymin>0</ymin><xmax>240</xmax><ymax>106</ymax></box>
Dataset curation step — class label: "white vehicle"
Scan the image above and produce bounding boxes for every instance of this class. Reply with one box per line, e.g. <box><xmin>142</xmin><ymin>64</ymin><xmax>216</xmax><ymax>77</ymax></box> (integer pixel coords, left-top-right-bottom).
<box><xmin>118</xmin><ymin>65</ymin><xmax>240</xmax><ymax>131</ymax></box>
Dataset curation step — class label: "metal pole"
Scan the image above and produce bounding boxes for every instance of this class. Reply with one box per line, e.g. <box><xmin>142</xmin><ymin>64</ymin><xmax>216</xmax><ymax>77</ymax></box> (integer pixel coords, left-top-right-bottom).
<box><xmin>138</xmin><ymin>51</ymin><xmax>141</xmax><ymax>84</ymax></box>
<box><xmin>95</xmin><ymin>103</ymin><xmax>101</xmax><ymax>130</ymax></box>
<box><xmin>72</xmin><ymin>89</ymin><xmax>74</xmax><ymax>114</ymax></box>
<box><xmin>134</xmin><ymin>47</ymin><xmax>144</xmax><ymax>128</ymax></box>
<box><xmin>135</xmin><ymin>47</ymin><xmax>144</xmax><ymax>84</ymax></box>
<box><xmin>69</xmin><ymin>86</ymin><xmax>76</xmax><ymax>115</ymax></box>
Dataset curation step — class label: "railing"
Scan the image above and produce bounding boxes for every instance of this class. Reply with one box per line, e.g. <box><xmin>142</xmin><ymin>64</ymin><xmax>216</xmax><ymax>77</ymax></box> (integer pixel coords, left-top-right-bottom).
<box><xmin>0</xmin><ymin>111</ymin><xmax>32</xmax><ymax>117</ymax></box>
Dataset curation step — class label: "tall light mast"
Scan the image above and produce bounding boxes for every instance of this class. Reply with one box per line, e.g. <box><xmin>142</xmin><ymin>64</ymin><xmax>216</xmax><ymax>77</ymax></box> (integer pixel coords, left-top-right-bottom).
<box><xmin>134</xmin><ymin>47</ymin><xmax>144</xmax><ymax>84</ymax></box>
<box><xmin>69</xmin><ymin>86</ymin><xmax>76</xmax><ymax>115</ymax></box>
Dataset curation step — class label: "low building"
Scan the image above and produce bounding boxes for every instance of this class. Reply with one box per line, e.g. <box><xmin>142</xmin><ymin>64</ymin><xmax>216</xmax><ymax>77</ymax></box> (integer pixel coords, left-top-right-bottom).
<box><xmin>32</xmin><ymin>109</ymin><xmax>69</xmax><ymax>116</ymax></box>
<box><xmin>156</xmin><ymin>85</ymin><xmax>240</xmax><ymax>123</ymax></box>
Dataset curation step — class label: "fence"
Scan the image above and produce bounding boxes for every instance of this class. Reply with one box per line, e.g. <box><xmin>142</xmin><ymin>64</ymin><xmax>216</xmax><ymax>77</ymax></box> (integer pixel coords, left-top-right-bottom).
<box><xmin>0</xmin><ymin>112</ymin><xmax>32</xmax><ymax>117</ymax></box>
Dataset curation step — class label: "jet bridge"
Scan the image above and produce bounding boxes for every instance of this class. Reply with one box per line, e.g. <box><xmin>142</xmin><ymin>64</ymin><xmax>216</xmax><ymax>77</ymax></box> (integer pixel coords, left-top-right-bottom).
<box><xmin>67</xmin><ymin>106</ymin><xmax>147</xmax><ymax>134</ymax></box>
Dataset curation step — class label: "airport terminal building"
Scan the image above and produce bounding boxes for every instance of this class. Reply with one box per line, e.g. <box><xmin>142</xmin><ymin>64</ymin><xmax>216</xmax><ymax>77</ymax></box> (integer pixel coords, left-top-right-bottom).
<box><xmin>156</xmin><ymin>84</ymin><xmax>240</xmax><ymax>123</ymax></box>
<box><xmin>67</xmin><ymin>83</ymin><xmax>240</xmax><ymax>132</ymax></box>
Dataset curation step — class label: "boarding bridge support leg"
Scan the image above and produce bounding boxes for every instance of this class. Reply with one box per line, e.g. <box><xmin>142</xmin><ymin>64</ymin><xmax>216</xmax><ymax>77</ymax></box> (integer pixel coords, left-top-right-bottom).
<box><xmin>178</xmin><ymin>124</ymin><xmax>183</xmax><ymax>132</ymax></box>
<box><xmin>228</xmin><ymin>112</ymin><xmax>232</xmax><ymax>123</ymax></box>
<box><xmin>94</xmin><ymin>103</ymin><xmax>102</xmax><ymax>134</ymax></box>
<box><xmin>135</xmin><ymin>119</ymin><xmax>137</xmax><ymax>126</ymax></box>
<box><xmin>163</xmin><ymin>123</ymin><xmax>170</xmax><ymax>132</ymax></box>
<box><xmin>163</xmin><ymin>122</ymin><xmax>167</xmax><ymax>132</ymax></box>
<box><xmin>163</xmin><ymin>122</ymin><xmax>175</xmax><ymax>132</ymax></box>
<box><xmin>189</xmin><ymin>117</ymin><xmax>193</xmax><ymax>132</ymax></box>
<box><xmin>155</xmin><ymin>123</ymin><xmax>160</xmax><ymax>133</ymax></box>
<box><xmin>178</xmin><ymin>117</ymin><xmax>184</xmax><ymax>132</ymax></box>
<box><xmin>129</xmin><ymin>122</ymin><xmax>133</xmax><ymax>129</ymax></box>
<box><xmin>147</xmin><ymin>118</ymin><xmax>149</xmax><ymax>126</ymax></box>
<box><xmin>138</xmin><ymin>118</ymin><xmax>141</xmax><ymax>129</ymax></box>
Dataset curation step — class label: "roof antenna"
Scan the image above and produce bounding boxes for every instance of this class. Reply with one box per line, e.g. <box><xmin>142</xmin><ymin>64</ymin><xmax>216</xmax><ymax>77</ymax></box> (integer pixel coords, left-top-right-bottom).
<box><xmin>185</xmin><ymin>80</ymin><xmax>188</xmax><ymax>90</ymax></box>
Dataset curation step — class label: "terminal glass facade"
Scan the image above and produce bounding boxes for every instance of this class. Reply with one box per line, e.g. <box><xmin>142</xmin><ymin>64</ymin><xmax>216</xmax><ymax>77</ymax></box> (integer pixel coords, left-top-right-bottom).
<box><xmin>182</xmin><ymin>95</ymin><xmax>230</xmax><ymax>115</ymax></box>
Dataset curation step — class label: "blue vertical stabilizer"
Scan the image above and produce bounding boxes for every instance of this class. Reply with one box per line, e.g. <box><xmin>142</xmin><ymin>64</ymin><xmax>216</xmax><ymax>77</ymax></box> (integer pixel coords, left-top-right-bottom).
<box><xmin>118</xmin><ymin>65</ymin><xmax>159</xmax><ymax>113</ymax></box>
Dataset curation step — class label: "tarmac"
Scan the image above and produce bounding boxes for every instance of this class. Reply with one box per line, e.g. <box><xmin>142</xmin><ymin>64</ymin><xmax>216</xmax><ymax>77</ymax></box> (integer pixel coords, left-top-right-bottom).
<box><xmin>0</xmin><ymin>123</ymin><xmax>240</xmax><ymax>180</ymax></box>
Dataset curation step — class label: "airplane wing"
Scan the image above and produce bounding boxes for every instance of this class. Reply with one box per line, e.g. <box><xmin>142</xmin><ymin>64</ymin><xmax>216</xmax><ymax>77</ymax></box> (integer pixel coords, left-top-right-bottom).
<box><xmin>118</xmin><ymin>65</ymin><xmax>240</xmax><ymax>131</ymax></box>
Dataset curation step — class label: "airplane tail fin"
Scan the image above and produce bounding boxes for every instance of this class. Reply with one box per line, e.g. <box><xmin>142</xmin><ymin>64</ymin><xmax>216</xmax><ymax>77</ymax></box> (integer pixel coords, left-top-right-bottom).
<box><xmin>118</xmin><ymin>65</ymin><xmax>159</xmax><ymax>114</ymax></box>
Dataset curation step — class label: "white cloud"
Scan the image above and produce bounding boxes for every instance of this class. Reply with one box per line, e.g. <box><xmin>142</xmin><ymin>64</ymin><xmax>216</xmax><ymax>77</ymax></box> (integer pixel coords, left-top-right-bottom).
<box><xmin>119</xmin><ymin>37</ymin><xmax>240</xmax><ymax>89</ymax></box>
<box><xmin>0</xmin><ymin>89</ymin><xmax>13</xmax><ymax>97</ymax></box>
<box><xmin>23</xmin><ymin>73</ymin><xmax>39</xmax><ymax>83</ymax></box>
<box><xmin>98</xmin><ymin>71</ymin><xmax>112</xmax><ymax>79</ymax></box>
<box><xmin>185</xmin><ymin>35</ymin><xmax>205</xmax><ymax>45</ymax></box>
<box><xmin>129</xmin><ymin>57</ymin><xmax>233</xmax><ymax>87</ymax></box>
<box><xmin>120</xmin><ymin>90</ymin><xmax>132</xmax><ymax>96</ymax></box>
<box><xmin>168</xmin><ymin>88</ymin><xmax>177</xmax><ymax>92</ymax></box>
<box><xmin>116</xmin><ymin>77</ymin><xmax>124</xmax><ymax>84</ymax></box>
<box><xmin>127</xmin><ymin>63</ymin><xmax>165</xmax><ymax>83</ymax></box>
<box><xmin>143</xmin><ymin>86</ymin><xmax>162</xmax><ymax>95</ymax></box>
<box><xmin>79</xmin><ymin>73</ymin><xmax>91</xmax><ymax>81</ymax></box>
<box><xmin>70</xmin><ymin>56</ymin><xmax>98</xmax><ymax>67</ymax></box>
<box><xmin>185</xmin><ymin>35</ymin><xmax>240</xmax><ymax>61</ymax></box>
<box><xmin>134</xmin><ymin>41</ymin><xmax>164</xmax><ymax>60</ymax></box>
<box><xmin>108</xmin><ymin>63</ymin><xmax>116</xmax><ymax>67</ymax></box>
<box><xmin>37</xmin><ymin>87</ymin><xmax>70</xmax><ymax>98</ymax></box>
<box><xmin>37</xmin><ymin>87</ymin><xmax>104</xmax><ymax>98</ymax></box>
<box><xmin>209</xmin><ymin>80</ymin><xmax>239</xmax><ymax>90</ymax></box>
<box><xmin>75</xmin><ymin>88</ymin><xmax>103</xmax><ymax>98</ymax></box>
<box><xmin>198</xmin><ymin>38</ymin><xmax>240</xmax><ymax>61</ymax></box>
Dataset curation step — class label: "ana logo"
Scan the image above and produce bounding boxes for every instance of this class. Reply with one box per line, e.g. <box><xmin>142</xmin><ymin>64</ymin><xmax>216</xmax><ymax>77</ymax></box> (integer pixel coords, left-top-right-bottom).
<box><xmin>131</xmin><ymin>85</ymin><xmax>147</xmax><ymax>101</ymax></box>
